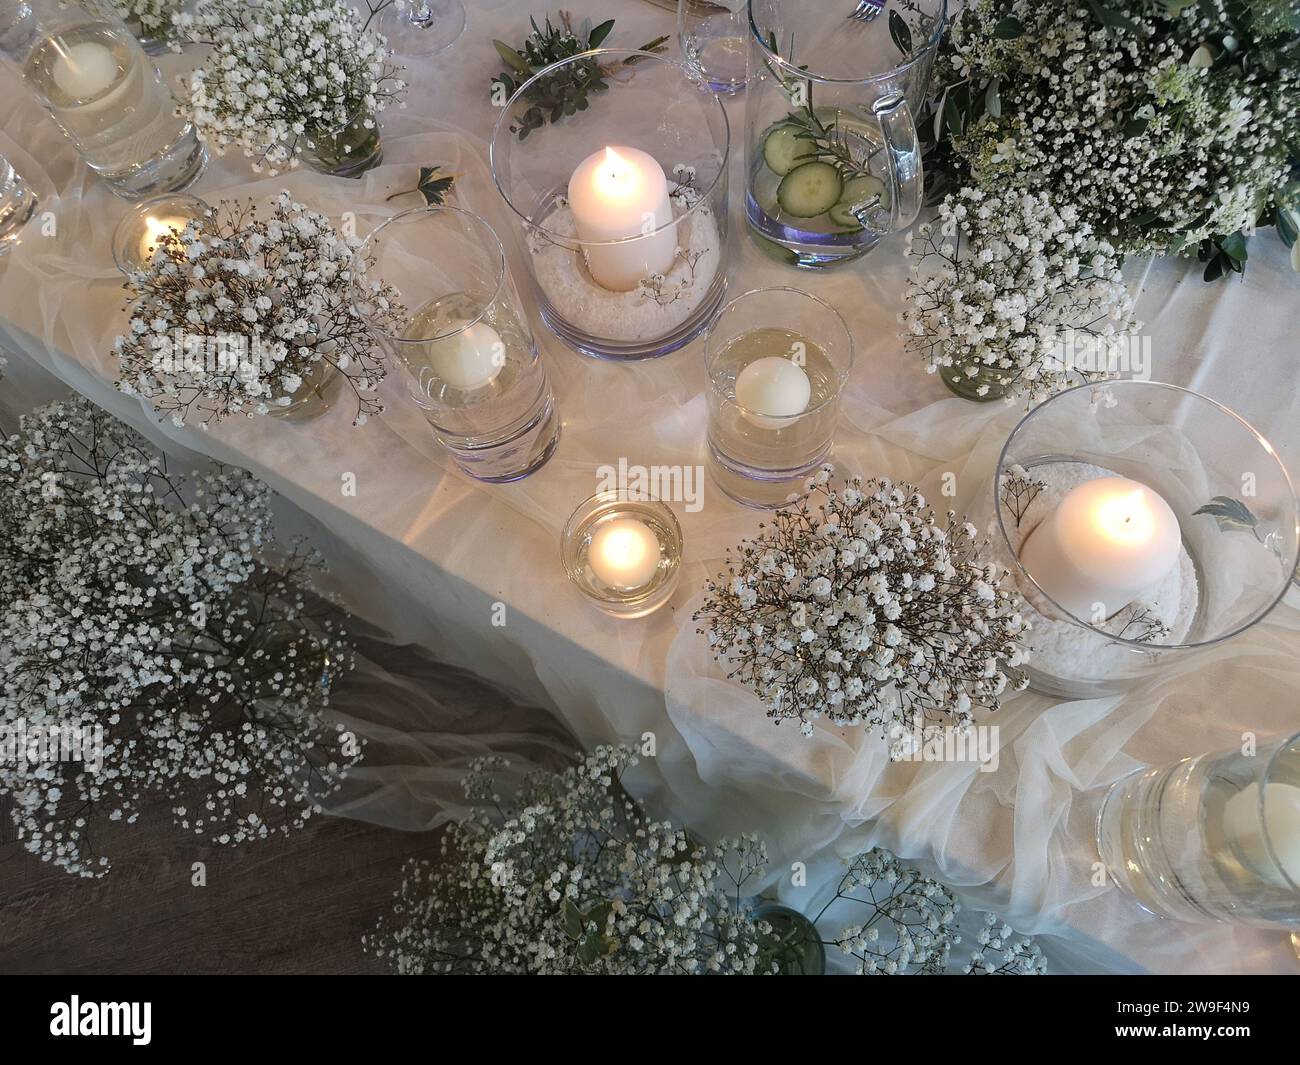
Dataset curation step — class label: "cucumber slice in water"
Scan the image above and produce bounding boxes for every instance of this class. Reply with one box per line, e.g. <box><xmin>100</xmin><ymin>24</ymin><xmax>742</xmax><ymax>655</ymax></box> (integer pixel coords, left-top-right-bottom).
<box><xmin>829</xmin><ymin>174</ymin><xmax>887</xmax><ymax>228</ymax></box>
<box><xmin>776</xmin><ymin>162</ymin><xmax>843</xmax><ymax>218</ymax></box>
<box><xmin>762</xmin><ymin>125</ymin><xmax>808</xmax><ymax>176</ymax></box>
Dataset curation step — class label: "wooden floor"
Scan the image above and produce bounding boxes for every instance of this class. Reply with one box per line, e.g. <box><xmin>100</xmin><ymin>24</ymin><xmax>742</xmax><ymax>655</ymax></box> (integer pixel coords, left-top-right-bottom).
<box><xmin>0</xmin><ymin>796</ymin><xmax>439</xmax><ymax>975</ymax></box>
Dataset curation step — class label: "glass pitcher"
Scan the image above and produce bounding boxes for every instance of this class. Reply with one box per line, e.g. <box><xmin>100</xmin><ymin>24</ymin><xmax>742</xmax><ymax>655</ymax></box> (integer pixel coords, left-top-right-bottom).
<box><xmin>745</xmin><ymin>0</ymin><xmax>945</xmax><ymax>268</ymax></box>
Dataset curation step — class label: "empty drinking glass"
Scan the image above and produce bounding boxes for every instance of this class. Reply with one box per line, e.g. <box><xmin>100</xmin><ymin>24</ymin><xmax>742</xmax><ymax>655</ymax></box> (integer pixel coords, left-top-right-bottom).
<box><xmin>352</xmin><ymin>206</ymin><xmax>561</xmax><ymax>483</ymax></box>
<box><xmin>678</xmin><ymin>0</ymin><xmax>748</xmax><ymax>95</ymax></box>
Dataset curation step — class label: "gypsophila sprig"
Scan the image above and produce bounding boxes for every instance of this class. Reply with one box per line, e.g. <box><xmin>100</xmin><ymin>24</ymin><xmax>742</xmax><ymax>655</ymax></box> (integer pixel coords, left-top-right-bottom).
<box><xmin>113</xmin><ymin>191</ymin><xmax>404</xmax><ymax>429</ymax></box>
<box><xmin>175</xmin><ymin>0</ymin><xmax>404</xmax><ymax>173</ymax></box>
<box><xmin>902</xmin><ymin>187</ymin><xmax>1140</xmax><ymax>403</ymax></box>
<box><xmin>815</xmin><ymin>848</ymin><xmax>1047</xmax><ymax>975</ymax></box>
<box><xmin>695</xmin><ymin>468</ymin><xmax>1030</xmax><ymax>740</ymax></box>
<box><xmin>111</xmin><ymin>0</ymin><xmax>185</xmax><ymax>37</ymax></box>
<box><xmin>365</xmin><ymin>745</ymin><xmax>776</xmax><ymax>974</ymax></box>
<box><xmin>0</xmin><ymin>396</ymin><xmax>361</xmax><ymax>878</ymax></box>
<box><xmin>929</xmin><ymin>0</ymin><xmax>1300</xmax><ymax>280</ymax></box>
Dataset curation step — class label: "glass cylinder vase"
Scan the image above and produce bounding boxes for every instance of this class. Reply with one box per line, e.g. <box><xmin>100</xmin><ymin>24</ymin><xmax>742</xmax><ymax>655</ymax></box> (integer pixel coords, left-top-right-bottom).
<box><xmin>0</xmin><ymin>0</ymin><xmax>206</xmax><ymax>200</ymax></box>
<box><xmin>351</xmin><ymin>206</ymin><xmax>561</xmax><ymax>483</ymax></box>
<box><xmin>705</xmin><ymin>286</ymin><xmax>853</xmax><ymax>508</ymax></box>
<box><xmin>0</xmin><ymin>152</ymin><xmax>41</xmax><ymax>257</ymax></box>
<box><xmin>300</xmin><ymin>106</ymin><xmax>384</xmax><ymax>179</ymax></box>
<box><xmin>490</xmin><ymin>49</ymin><xmax>730</xmax><ymax>360</ymax></box>
<box><xmin>979</xmin><ymin>381</ymin><xmax>1300</xmax><ymax>699</ymax></box>
<box><xmin>1097</xmin><ymin>731</ymin><xmax>1300</xmax><ymax>927</ymax></box>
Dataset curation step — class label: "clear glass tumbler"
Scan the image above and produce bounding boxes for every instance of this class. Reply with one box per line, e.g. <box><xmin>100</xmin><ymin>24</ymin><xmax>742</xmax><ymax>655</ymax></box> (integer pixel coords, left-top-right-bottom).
<box><xmin>351</xmin><ymin>206</ymin><xmax>560</xmax><ymax>483</ymax></box>
<box><xmin>705</xmin><ymin>287</ymin><xmax>853</xmax><ymax>508</ymax></box>
<box><xmin>744</xmin><ymin>0</ymin><xmax>945</xmax><ymax>267</ymax></box>
<box><xmin>1097</xmin><ymin>732</ymin><xmax>1300</xmax><ymax>927</ymax></box>
<box><xmin>678</xmin><ymin>0</ymin><xmax>748</xmax><ymax>95</ymax></box>
<box><xmin>0</xmin><ymin>153</ymin><xmax>40</xmax><ymax>257</ymax></box>
<box><xmin>0</xmin><ymin>0</ymin><xmax>206</xmax><ymax>200</ymax></box>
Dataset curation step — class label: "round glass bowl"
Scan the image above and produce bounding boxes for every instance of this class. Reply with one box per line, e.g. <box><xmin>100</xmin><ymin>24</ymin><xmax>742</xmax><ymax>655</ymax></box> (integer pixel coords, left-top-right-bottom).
<box><xmin>981</xmin><ymin>381</ymin><xmax>1300</xmax><ymax>699</ymax></box>
<box><xmin>561</xmin><ymin>492</ymin><xmax>683</xmax><ymax>618</ymax></box>
<box><xmin>490</xmin><ymin>49</ymin><xmax>730</xmax><ymax>360</ymax></box>
<box><xmin>704</xmin><ymin>287</ymin><xmax>854</xmax><ymax>508</ymax></box>
<box><xmin>111</xmin><ymin>192</ymin><xmax>210</xmax><ymax>274</ymax></box>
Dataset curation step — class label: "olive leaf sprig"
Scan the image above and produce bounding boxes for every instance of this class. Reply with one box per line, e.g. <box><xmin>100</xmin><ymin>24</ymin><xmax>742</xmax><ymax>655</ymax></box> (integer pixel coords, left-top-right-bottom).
<box><xmin>490</xmin><ymin>11</ymin><xmax>669</xmax><ymax>139</ymax></box>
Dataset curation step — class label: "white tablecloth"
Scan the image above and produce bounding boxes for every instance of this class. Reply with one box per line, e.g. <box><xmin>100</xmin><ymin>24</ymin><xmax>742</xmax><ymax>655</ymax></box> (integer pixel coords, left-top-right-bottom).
<box><xmin>2</xmin><ymin>0</ymin><xmax>1299</xmax><ymax>974</ymax></box>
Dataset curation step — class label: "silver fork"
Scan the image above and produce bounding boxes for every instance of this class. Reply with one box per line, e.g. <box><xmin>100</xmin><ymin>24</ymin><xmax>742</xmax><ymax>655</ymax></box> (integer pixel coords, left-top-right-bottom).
<box><xmin>848</xmin><ymin>0</ymin><xmax>886</xmax><ymax>21</ymax></box>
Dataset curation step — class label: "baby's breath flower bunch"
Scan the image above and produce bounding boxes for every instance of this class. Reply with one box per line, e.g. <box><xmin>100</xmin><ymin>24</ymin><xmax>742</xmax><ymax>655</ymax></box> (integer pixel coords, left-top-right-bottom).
<box><xmin>114</xmin><ymin>191</ymin><xmax>403</xmax><ymax>429</ymax></box>
<box><xmin>175</xmin><ymin>0</ymin><xmax>404</xmax><ymax>173</ymax></box>
<box><xmin>929</xmin><ymin>0</ymin><xmax>1300</xmax><ymax>277</ymax></box>
<box><xmin>366</xmin><ymin>746</ymin><xmax>776</xmax><ymax>974</ymax></box>
<box><xmin>818</xmin><ymin>849</ymin><xmax>1047</xmax><ymax>975</ymax></box>
<box><xmin>0</xmin><ymin>397</ymin><xmax>361</xmax><ymax>878</ymax></box>
<box><xmin>902</xmin><ymin>187</ymin><xmax>1140</xmax><ymax>402</ymax></box>
<box><xmin>695</xmin><ymin>469</ymin><xmax>1030</xmax><ymax>739</ymax></box>
<box><xmin>111</xmin><ymin>0</ymin><xmax>185</xmax><ymax>38</ymax></box>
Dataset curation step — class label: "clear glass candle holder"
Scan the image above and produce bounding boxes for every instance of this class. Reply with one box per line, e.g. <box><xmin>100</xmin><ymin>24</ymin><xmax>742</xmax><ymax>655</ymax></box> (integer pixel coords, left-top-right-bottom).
<box><xmin>1</xmin><ymin>0</ymin><xmax>206</xmax><ymax>200</ymax></box>
<box><xmin>561</xmin><ymin>492</ymin><xmax>683</xmax><ymax>619</ymax></box>
<box><xmin>110</xmin><ymin>191</ymin><xmax>210</xmax><ymax>274</ymax></box>
<box><xmin>979</xmin><ymin>381</ymin><xmax>1300</xmax><ymax>699</ymax></box>
<box><xmin>351</xmin><ymin>206</ymin><xmax>561</xmax><ymax>483</ymax></box>
<box><xmin>705</xmin><ymin>287</ymin><xmax>853</xmax><ymax>508</ymax></box>
<box><xmin>0</xmin><ymin>152</ymin><xmax>41</xmax><ymax>257</ymax></box>
<box><xmin>1097</xmin><ymin>731</ymin><xmax>1300</xmax><ymax>927</ymax></box>
<box><xmin>744</xmin><ymin>0</ymin><xmax>944</xmax><ymax>268</ymax></box>
<box><xmin>490</xmin><ymin>49</ymin><xmax>730</xmax><ymax>360</ymax></box>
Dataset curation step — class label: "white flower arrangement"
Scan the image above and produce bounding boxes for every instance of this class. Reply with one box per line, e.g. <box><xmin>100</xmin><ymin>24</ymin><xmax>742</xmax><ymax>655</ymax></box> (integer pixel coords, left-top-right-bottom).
<box><xmin>174</xmin><ymin>0</ymin><xmax>405</xmax><ymax>173</ymax></box>
<box><xmin>0</xmin><ymin>396</ymin><xmax>361</xmax><ymax>878</ymax></box>
<box><xmin>113</xmin><ymin>191</ymin><xmax>404</xmax><ymax>428</ymax></box>
<box><xmin>927</xmin><ymin>0</ymin><xmax>1300</xmax><ymax>277</ymax></box>
<box><xmin>901</xmin><ymin>187</ymin><xmax>1140</xmax><ymax>403</ymax></box>
<box><xmin>695</xmin><ymin>469</ymin><xmax>1030</xmax><ymax>739</ymax></box>
<box><xmin>365</xmin><ymin>746</ymin><xmax>776</xmax><ymax>974</ymax></box>
<box><xmin>111</xmin><ymin>0</ymin><xmax>185</xmax><ymax>37</ymax></box>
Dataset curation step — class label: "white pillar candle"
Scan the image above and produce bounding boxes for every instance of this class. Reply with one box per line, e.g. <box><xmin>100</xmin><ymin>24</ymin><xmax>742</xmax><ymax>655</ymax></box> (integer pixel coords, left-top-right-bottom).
<box><xmin>567</xmin><ymin>146</ymin><xmax>676</xmax><ymax>292</ymax></box>
<box><xmin>431</xmin><ymin>319</ymin><xmax>505</xmax><ymax>391</ymax></box>
<box><xmin>1018</xmin><ymin>476</ymin><xmax>1180</xmax><ymax>621</ymax></box>
<box><xmin>735</xmin><ymin>355</ymin><xmax>811</xmax><ymax>429</ymax></box>
<box><xmin>51</xmin><ymin>40</ymin><xmax>121</xmax><ymax>102</ymax></box>
<box><xmin>1222</xmin><ymin>781</ymin><xmax>1300</xmax><ymax>888</ymax></box>
<box><xmin>588</xmin><ymin>517</ymin><xmax>661</xmax><ymax>590</ymax></box>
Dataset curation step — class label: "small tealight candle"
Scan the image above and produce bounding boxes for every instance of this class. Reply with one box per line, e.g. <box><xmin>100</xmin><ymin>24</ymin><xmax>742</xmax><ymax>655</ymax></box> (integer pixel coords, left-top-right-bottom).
<box><xmin>1018</xmin><ymin>476</ymin><xmax>1181</xmax><ymax>621</ymax></box>
<box><xmin>431</xmin><ymin>319</ymin><xmax>505</xmax><ymax>391</ymax></box>
<box><xmin>567</xmin><ymin>145</ymin><xmax>677</xmax><ymax>292</ymax></box>
<box><xmin>112</xmin><ymin>194</ymin><xmax>210</xmax><ymax>275</ymax></box>
<box><xmin>1222</xmin><ymin>781</ymin><xmax>1300</xmax><ymax>888</ymax></box>
<box><xmin>588</xmin><ymin>517</ymin><xmax>661</xmax><ymax>590</ymax></box>
<box><xmin>735</xmin><ymin>355</ymin><xmax>811</xmax><ymax>429</ymax></box>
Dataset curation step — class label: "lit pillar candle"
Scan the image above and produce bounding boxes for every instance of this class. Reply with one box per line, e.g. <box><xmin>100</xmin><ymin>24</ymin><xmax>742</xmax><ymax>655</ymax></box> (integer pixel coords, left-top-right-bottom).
<box><xmin>567</xmin><ymin>146</ymin><xmax>676</xmax><ymax>292</ymax></box>
<box><xmin>431</xmin><ymin>319</ymin><xmax>505</xmax><ymax>390</ymax></box>
<box><xmin>1222</xmin><ymin>782</ymin><xmax>1300</xmax><ymax>888</ymax></box>
<box><xmin>736</xmin><ymin>355</ymin><xmax>811</xmax><ymax>429</ymax></box>
<box><xmin>588</xmin><ymin>517</ymin><xmax>661</xmax><ymax>590</ymax></box>
<box><xmin>1018</xmin><ymin>476</ymin><xmax>1181</xmax><ymax>620</ymax></box>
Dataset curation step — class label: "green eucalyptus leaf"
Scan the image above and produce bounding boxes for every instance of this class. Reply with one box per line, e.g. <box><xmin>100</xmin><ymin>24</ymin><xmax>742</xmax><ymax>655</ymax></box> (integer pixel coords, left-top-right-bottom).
<box><xmin>889</xmin><ymin>10</ymin><xmax>913</xmax><ymax>56</ymax></box>
<box><xmin>588</xmin><ymin>18</ymin><xmax>615</xmax><ymax>48</ymax></box>
<box><xmin>1219</xmin><ymin>232</ymin><xmax>1249</xmax><ymax>261</ymax></box>
<box><xmin>993</xmin><ymin>17</ymin><xmax>1024</xmax><ymax>39</ymax></box>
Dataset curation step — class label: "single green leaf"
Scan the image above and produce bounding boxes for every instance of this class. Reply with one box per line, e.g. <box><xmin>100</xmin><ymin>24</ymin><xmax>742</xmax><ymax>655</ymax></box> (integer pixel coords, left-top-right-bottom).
<box><xmin>1204</xmin><ymin>255</ymin><xmax>1225</xmax><ymax>281</ymax></box>
<box><xmin>889</xmin><ymin>10</ymin><xmax>913</xmax><ymax>56</ymax></box>
<box><xmin>493</xmin><ymin>40</ymin><xmax>531</xmax><ymax>75</ymax></box>
<box><xmin>1219</xmin><ymin>232</ymin><xmax>1249</xmax><ymax>262</ymax></box>
<box><xmin>588</xmin><ymin>18</ymin><xmax>615</xmax><ymax>48</ymax></box>
<box><xmin>993</xmin><ymin>17</ymin><xmax>1023</xmax><ymax>39</ymax></box>
<box><xmin>1088</xmin><ymin>0</ymin><xmax>1139</xmax><ymax>33</ymax></box>
<box><xmin>1193</xmin><ymin>496</ymin><xmax>1260</xmax><ymax>531</ymax></box>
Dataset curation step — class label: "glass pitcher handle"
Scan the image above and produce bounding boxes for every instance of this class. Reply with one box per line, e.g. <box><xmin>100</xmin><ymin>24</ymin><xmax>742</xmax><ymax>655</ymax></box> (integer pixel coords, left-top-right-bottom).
<box><xmin>872</xmin><ymin>92</ymin><xmax>923</xmax><ymax>232</ymax></box>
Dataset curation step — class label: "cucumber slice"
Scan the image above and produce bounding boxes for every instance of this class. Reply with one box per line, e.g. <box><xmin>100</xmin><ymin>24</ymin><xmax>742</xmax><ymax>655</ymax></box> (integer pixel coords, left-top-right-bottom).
<box><xmin>776</xmin><ymin>162</ymin><xmax>843</xmax><ymax>218</ymax></box>
<box><xmin>762</xmin><ymin>125</ymin><xmax>808</xmax><ymax>176</ymax></box>
<box><xmin>829</xmin><ymin>175</ymin><xmax>890</xmax><ymax>228</ymax></box>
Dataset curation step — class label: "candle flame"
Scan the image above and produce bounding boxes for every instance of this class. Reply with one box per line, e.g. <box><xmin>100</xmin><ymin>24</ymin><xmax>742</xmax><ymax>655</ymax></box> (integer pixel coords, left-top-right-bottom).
<box><xmin>595</xmin><ymin>146</ymin><xmax>640</xmax><ymax>199</ymax></box>
<box><xmin>1096</xmin><ymin>488</ymin><xmax>1155</xmax><ymax>543</ymax></box>
<box><xmin>599</xmin><ymin>524</ymin><xmax>650</xmax><ymax>569</ymax></box>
